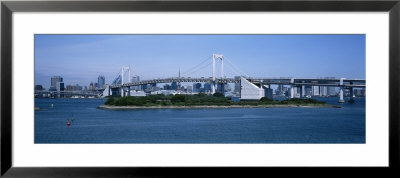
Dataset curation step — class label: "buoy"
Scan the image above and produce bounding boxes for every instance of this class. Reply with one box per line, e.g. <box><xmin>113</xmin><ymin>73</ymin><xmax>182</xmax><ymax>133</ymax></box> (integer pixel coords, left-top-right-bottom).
<box><xmin>67</xmin><ymin>119</ymin><xmax>70</xmax><ymax>127</ymax></box>
<box><xmin>71</xmin><ymin>114</ymin><xmax>74</xmax><ymax>122</ymax></box>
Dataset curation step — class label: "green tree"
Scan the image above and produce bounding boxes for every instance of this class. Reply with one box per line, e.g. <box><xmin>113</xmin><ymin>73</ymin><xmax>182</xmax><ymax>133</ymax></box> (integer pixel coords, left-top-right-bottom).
<box><xmin>260</xmin><ymin>97</ymin><xmax>273</xmax><ymax>102</ymax></box>
<box><xmin>213</xmin><ymin>92</ymin><xmax>224</xmax><ymax>97</ymax></box>
<box><xmin>171</xmin><ymin>94</ymin><xmax>185</xmax><ymax>103</ymax></box>
<box><xmin>105</xmin><ymin>97</ymin><xmax>115</xmax><ymax>105</ymax></box>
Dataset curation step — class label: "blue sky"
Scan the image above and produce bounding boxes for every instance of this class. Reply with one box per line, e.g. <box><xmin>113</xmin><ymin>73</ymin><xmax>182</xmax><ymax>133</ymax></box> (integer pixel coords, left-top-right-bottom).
<box><xmin>35</xmin><ymin>34</ymin><xmax>365</xmax><ymax>89</ymax></box>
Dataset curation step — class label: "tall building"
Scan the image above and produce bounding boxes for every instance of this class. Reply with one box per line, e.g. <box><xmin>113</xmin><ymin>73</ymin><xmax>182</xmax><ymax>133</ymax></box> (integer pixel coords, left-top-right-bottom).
<box><xmin>89</xmin><ymin>82</ymin><xmax>95</xmax><ymax>90</ymax></box>
<box><xmin>131</xmin><ymin>75</ymin><xmax>140</xmax><ymax>82</ymax></box>
<box><xmin>312</xmin><ymin>86</ymin><xmax>319</xmax><ymax>96</ymax></box>
<box><xmin>98</xmin><ymin>75</ymin><xmax>105</xmax><ymax>89</ymax></box>
<box><xmin>50</xmin><ymin>76</ymin><xmax>63</xmax><ymax>91</ymax></box>
<box><xmin>163</xmin><ymin>84</ymin><xmax>171</xmax><ymax>90</ymax></box>
<box><xmin>56</xmin><ymin>82</ymin><xmax>64</xmax><ymax>92</ymax></box>
<box><xmin>171</xmin><ymin>82</ymin><xmax>178</xmax><ymax>90</ymax></box>
<box><xmin>193</xmin><ymin>83</ymin><xmax>202</xmax><ymax>92</ymax></box>
<box><xmin>217</xmin><ymin>83</ymin><xmax>225</xmax><ymax>93</ymax></box>
<box><xmin>319</xmin><ymin>86</ymin><xmax>328</xmax><ymax>96</ymax></box>
<box><xmin>263</xmin><ymin>86</ymin><xmax>273</xmax><ymax>99</ymax></box>
<box><xmin>204</xmin><ymin>83</ymin><xmax>212</xmax><ymax>92</ymax></box>
<box><xmin>131</xmin><ymin>76</ymin><xmax>140</xmax><ymax>90</ymax></box>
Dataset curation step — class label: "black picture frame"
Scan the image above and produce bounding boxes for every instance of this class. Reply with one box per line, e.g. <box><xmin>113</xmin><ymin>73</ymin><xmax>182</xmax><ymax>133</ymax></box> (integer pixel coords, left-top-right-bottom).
<box><xmin>1</xmin><ymin>0</ymin><xmax>399</xmax><ymax>177</ymax></box>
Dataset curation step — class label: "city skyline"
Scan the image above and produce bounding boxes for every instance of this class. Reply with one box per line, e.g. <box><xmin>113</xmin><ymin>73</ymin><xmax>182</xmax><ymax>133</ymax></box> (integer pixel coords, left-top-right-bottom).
<box><xmin>35</xmin><ymin>34</ymin><xmax>366</xmax><ymax>89</ymax></box>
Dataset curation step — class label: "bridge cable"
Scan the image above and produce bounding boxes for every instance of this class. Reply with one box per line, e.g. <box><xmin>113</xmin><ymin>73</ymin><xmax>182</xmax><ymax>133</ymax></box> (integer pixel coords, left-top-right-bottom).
<box><xmin>181</xmin><ymin>61</ymin><xmax>213</xmax><ymax>77</ymax></box>
<box><xmin>180</xmin><ymin>55</ymin><xmax>212</xmax><ymax>76</ymax></box>
<box><xmin>224</xmin><ymin>62</ymin><xmax>244</xmax><ymax>77</ymax></box>
<box><xmin>224</xmin><ymin>56</ymin><xmax>249</xmax><ymax>77</ymax></box>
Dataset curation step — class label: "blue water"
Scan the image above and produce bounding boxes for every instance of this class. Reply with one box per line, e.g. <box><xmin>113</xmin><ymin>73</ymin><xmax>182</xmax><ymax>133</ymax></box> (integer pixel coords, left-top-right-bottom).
<box><xmin>34</xmin><ymin>97</ymin><xmax>365</xmax><ymax>143</ymax></box>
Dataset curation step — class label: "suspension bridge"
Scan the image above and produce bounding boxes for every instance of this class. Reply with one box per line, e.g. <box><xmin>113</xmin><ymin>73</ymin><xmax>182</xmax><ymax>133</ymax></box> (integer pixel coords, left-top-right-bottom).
<box><xmin>104</xmin><ymin>54</ymin><xmax>366</xmax><ymax>103</ymax></box>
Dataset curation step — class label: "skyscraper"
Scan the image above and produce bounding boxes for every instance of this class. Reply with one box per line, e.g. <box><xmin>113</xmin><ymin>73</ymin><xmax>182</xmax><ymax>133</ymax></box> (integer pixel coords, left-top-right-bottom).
<box><xmin>56</xmin><ymin>82</ymin><xmax>64</xmax><ymax>92</ymax></box>
<box><xmin>171</xmin><ymin>82</ymin><xmax>178</xmax><ymax>90</ymax></box>
<box><xmin>50</xmin><ymin>76</ymin><xmax>63</xmax><ymax>91</ymax></box>
<box><xmin>98</xmin><ymin>75</ymin><xmax>105</xmax><ymax>89</ymax></box>
<box><xmin>131</xmin><ymin>75</ymin><xmax>140</xmax><ymax>82</ymax></box>
<box><xmin>131</xmin><ymin>76</ymin><xmax>140</xmax><ymax>90</ymax></box>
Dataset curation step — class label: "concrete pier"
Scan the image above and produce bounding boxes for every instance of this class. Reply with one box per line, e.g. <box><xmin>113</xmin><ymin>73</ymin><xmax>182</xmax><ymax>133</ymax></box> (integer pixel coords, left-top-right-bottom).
<box><xmin>290</xmin><ymin>86</ymin><xmax>294</xmax><ymax>98</ymax></box>
<box><xmin>339</xmin><ymin>78</ymin><xmax>345</xmax><ymax>103</ymax></box>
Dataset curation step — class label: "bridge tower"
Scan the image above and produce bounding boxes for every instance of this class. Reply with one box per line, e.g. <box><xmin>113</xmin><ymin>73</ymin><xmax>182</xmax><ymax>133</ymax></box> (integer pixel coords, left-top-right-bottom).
<box><xmin>121</xmin><ymin>66</ymin><xmax>131</xmax><ymax>96</ymax></box>
<box><xmin>121</xmin><ymin>66</ymin><xmax>131</xmax><ymax>85</ymax></box>
<box><xmin>211</xmin><ymin>54</ymin><xmax>224</xmax><ymax>94</ymax></box>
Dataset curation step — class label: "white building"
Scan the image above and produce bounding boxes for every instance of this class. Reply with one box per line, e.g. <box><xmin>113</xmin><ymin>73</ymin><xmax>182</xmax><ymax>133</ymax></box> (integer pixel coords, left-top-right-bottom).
<box><xmin>312</xmin><ymin>86</ymin><xmax>320</xmax><ymax>96</ymax></box>
<box><xmin>320</xmin><ymin>86</ymin><xmax>328</xmax><ymax>96</ymax></box>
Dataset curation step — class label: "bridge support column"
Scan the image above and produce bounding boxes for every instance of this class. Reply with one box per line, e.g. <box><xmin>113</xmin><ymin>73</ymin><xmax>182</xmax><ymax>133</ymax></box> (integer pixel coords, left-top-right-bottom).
<box><xmin>211</xmin><ymin>82</ymin><xmax>216</xmax><ymax>94</ymax></box>
<box><xmin>339</xmin><ymin>87</ymin><xmax>344</xmax><ymax>103</ymax></box>
<box><xmin>300</xmin><ymin>85</ymin><xmax>305</xmax><ymax>98</ymax></box>
<box><xmin>128</xmin><ymin>87</ymin><xmax>131</xmax><ymax>96</ymax></box>
<box><xmin>350</xmin><ymin>87</ymin><xmax>354</xmax><ymax>99</ymax></box>
<box><xmin>290</xmin><ymin>78</ymin><xmax>295</xmax><ymax>99</ymax></box>
<box><xmin>348</xmin><ymin>87</ymin><xmax>354</xmax><ymax>103</ymax></box>
<box><xmin>290</xmin><ymin>86</ymin><xmax>295</xmax><ymax>98</ymax></box>
<box><xmin>121</xmin><ymin>87</ymin><xmax>124</xmax><ymax>97</ymax></box>
<box><xmin>339</xmin><ymin>78</ymin><xmax>345</xmax><ymax>103</ymax></box>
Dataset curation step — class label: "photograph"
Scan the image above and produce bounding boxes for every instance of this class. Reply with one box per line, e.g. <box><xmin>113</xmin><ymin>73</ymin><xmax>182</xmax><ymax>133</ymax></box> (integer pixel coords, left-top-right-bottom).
<box><xmin>34</xmin><ymin>34</ymin><xmax>366</xmax><ymax>144</ymax></box>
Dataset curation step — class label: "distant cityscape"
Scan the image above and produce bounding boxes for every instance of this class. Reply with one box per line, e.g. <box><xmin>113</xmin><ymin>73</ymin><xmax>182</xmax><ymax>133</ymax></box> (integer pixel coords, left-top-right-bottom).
<box><xmin>34</xmin><ymin>75</ymin><xmax>366</xmax><ymax>99</ymax></box>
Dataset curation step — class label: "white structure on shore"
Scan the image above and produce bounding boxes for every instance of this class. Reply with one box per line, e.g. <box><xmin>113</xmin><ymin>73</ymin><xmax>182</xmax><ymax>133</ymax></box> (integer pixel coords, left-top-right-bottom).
<box><xmin>240</xmin><ymin>77</ymin><xmax>264</xmax><ymax>100</ymax></box>
<box><xmin>102</xmin><ymin>85</ymin><xmax>110</xmax><ymax>97</ymax></box>
<box><xmin>130</xmin><ymin>90</ymin><xmax>146</xmax><ymax>96</ymax></box>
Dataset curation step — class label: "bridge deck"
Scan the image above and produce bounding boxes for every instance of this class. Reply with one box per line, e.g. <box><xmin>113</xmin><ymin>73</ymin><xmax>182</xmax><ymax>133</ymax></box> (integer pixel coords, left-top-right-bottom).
<box><xmin>110</xmin><ymin>77</ymin><xmax>366</xmax><ymax>88</ymax></box>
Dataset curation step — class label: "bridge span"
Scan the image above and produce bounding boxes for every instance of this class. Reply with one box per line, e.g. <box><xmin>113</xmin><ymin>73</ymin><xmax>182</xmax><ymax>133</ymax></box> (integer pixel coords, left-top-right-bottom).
<box><xmin>111</xmin><ymin>77</ymin><xmax>365</xmax><ymax>88</ymax></box>
<box><xmin>108</xmin><ymin>76</ymin><xmax>365</xmax><ymax>103</ymax></box>
<box><xmin>106</xmin><ymin>54</ymin><xmax>365</xmax><ymax>103</ymax></box>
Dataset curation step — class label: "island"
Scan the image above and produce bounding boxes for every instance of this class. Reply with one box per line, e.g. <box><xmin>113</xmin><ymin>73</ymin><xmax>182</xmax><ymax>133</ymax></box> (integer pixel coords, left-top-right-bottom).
<box><xmin>98</xmin><ymin>93</ymin><xmax>339</xmax><ymax>110</ymax></box>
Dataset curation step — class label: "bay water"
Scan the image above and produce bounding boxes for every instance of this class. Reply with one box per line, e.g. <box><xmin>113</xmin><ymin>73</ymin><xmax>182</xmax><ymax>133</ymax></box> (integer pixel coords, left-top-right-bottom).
<box><xmin>34</xmin><ymin>97</ymin><xmax>365</xmax><ymax>143</ymax></box>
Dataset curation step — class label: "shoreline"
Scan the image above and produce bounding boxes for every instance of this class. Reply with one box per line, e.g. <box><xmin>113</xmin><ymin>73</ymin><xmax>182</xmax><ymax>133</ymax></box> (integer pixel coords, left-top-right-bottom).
<box><xmin>98</xmin><ymin>104</ymin><xmax>338</xmax><ymax>110</ymax></box>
